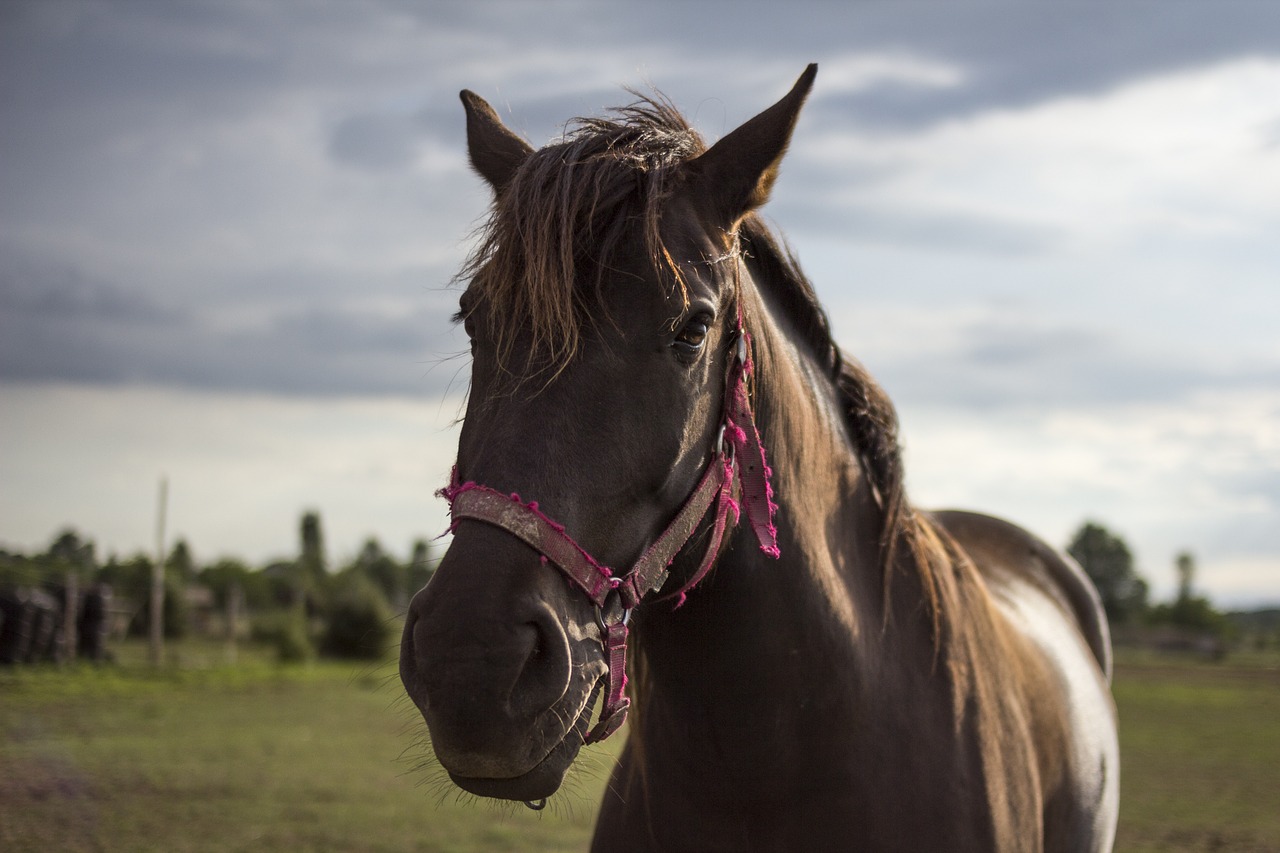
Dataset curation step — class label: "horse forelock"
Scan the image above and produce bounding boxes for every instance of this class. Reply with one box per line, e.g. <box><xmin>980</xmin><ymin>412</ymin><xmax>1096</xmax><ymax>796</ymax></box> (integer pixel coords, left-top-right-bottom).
<box><xmin>459</xmin><ymin>93</ymin><xmax>708</xmax><ymax>383</ymax></box>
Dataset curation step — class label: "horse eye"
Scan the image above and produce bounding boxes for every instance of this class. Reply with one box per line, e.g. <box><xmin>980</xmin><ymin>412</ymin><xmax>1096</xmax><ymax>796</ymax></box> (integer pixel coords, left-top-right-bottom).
<box><xmin>673</xmin><ymin>318</ymin><xmax>709</xmax><ymax>356</ymax></box>
<box><xmin>456</xmin><ymin>291</ymin><xmax>480</xmax><ymax>343</ymax></box>
<box><xmin>453</xmin><ymin>307</ymin><xmax>477</xmax><ymax>345</ymax></box>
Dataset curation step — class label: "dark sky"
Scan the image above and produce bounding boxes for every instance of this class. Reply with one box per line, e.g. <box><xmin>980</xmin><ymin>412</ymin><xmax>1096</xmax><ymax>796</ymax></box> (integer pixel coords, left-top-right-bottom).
<box><xmin>3</xmin><ymin>1</ymin><xmax>1278</xmax><ymax>399</ymax></box>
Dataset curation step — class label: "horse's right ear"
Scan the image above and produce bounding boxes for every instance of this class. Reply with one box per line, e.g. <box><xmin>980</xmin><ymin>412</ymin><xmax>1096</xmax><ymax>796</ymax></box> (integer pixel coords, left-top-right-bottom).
<box><xmin>460</xmin><ymin>90</ymin><xmax>535</xmax><ymax>193</ymax></box>
<box><xmin>682</xmin><ymin>64</ymin><xmax>817</xmax><ymax>237</ymax></box>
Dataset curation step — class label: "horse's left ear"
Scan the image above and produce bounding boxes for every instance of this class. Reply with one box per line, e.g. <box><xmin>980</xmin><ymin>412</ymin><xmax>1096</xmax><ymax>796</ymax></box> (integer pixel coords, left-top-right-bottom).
<box><xmin>460</xmin><ymin>89</ymin><xmax>536</xmax><ymax>193</ymax></box>
<box><xmin>683</xmin><ymin>64</ymin><xmax>817</xmax><ymax>233</ymax></box>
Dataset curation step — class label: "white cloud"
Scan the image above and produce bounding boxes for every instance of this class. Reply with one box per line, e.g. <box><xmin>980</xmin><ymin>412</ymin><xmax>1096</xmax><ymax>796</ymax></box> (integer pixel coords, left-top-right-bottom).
<box><xmin>0</xmin><ymin>382</ymin><xmax>463</xmax><ymax>566</ymax></box>
<box><xmin>802</xmin><ymin>57</ymin><xmax>1280</xmax><ymax>248</ymax></box>
<box><xmin>1204</xmin><ymin>556</ymin><xmax>1280</xmax><ymax>608</ymax></box>
<box><xmin>900</xmin><ymin>389</ymin><xmax>1280</xmax><ymax>605</ymax></box>
<box><xmin>5</xmin><ymin>378</ymin><xmax>1274</xmax><ymax>607</ymax></box>
<box><xmin>814</xmin><ymin>53</ymin><xmax>967</xmax><ymax>94</ymax></box>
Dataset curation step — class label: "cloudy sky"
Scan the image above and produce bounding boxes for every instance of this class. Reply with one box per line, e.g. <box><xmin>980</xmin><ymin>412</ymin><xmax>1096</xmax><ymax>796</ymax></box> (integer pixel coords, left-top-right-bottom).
<box><xmin>2</xmin><ymin>1</ymin><xmax>1277</xmax><ymax>606</ymax></box>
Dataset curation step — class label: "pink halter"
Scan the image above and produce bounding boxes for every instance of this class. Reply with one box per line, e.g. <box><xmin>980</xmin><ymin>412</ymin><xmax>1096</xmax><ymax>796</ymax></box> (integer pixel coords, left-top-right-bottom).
<box><xmin>439</xmin><ymin>319</ymin><xmax>779</xmax><ymax>744</ymax></box>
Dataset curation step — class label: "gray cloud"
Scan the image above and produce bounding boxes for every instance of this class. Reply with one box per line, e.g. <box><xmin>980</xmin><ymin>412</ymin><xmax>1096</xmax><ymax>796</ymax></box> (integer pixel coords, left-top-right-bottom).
<box><xmin>329</xmin><ymin>110</ymin><xmax>437</xmax><ymax>171</ymax></box>
<box><xmin>4</xmin><ymin>0</ymin><xmax>1280</xmax><ymax>401</ymax></box>
<box><xmin>773</xmin><ymin>198</ymin><xmax>1062</xmax><ymax>256</ymax></box>
<box><xmin>0</xmin><ymin>303</ymin><xmax>460</xmax><ymax>397</ymax></box>
<box><xmin>0</xmin><ymin>251</ymin><xmax>463</xmax><ymax>396</ymax></box>
<box><xmin>866</xmin><ymin>316</ymin><xmax>1280</xmax><ymax>413</ymax></box>
<box><xmin>761</xmin><ymin>5</ymin><xmax>1280</xmax><ymax>129</ymax></box>
<box><xmin>0</xmin><ymin>255</ymin><xmax>179</xmax><ymax>325</ymax></box>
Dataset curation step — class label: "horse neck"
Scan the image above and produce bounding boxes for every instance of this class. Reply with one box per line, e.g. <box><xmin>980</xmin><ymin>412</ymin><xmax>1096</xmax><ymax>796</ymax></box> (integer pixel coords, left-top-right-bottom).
<box><xmin>743</xmin><ymin>284</ymin><xmax>889</xmax><ymax>645</ymax></box>
<box><xmin>633</xmin><ymin>278</ymin><xmax>925</xmax><ymax>740</ymax></box>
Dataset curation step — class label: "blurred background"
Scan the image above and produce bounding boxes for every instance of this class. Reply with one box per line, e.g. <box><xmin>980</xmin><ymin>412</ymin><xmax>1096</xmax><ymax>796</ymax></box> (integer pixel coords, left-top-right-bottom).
<box><xmin>3</xmin><ymin>4</ymin><xmax>1279</xmax><ymax>851</ymax></box>
<box><xmin>3</xmin><ymin>1</ymin><xmax>1278</xmax><ymax>610</ymax></box>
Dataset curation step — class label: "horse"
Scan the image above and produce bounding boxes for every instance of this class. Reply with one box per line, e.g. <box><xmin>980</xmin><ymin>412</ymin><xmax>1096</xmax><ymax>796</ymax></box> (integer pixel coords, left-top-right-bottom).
<box><xmin>399</xmin><ymin>65</ymin><xmax>1119</xmax><ymax>852</ymax></box>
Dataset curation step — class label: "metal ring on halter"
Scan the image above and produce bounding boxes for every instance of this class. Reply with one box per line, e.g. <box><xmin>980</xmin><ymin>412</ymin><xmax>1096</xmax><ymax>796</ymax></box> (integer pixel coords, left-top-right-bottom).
<box><xmin>594</xmin><ymin>600</ymin><xmax>631</xmax><ymax>635</ymax></box>
<box><xmin>714</xmin><ymin>422</ymin><xmax>737</xmax><ymax>465</ymax></box>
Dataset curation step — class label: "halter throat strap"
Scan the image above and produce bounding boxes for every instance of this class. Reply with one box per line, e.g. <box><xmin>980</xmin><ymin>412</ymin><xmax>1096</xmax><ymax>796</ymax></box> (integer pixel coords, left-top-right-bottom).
<box><xmin>438</xmin><ymin>319</ymin><xmax>778</xmax><ymax>743</ymax></box>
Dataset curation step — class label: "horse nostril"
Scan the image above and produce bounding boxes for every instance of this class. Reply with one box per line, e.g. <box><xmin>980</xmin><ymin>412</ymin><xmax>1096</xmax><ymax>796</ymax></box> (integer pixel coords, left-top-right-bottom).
<box><xmin>508</xmin><ymin>604</ymin><xmax>572</xmax><ymax>717</ymax></box>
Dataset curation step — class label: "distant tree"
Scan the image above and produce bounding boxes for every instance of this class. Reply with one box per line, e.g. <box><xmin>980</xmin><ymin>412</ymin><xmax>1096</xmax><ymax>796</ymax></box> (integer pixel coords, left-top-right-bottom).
<box><xmin>46</xmin><ymin>529</ymin><xmax>96</xmax><ymax>572</ymax></box>
<box><xmin>200</xmin><ymin>558</ymin><xmax>272</xmax><ymax>611</ymax></box>
<box><xmin>321</xmin><ymin>573</ymin><xmax>393</xmax><ymax>660</ymax></box>
<box><xmin>299</xmin><ymin>512</ymin><xmax>327</xmax><ymax>579</ymax></box>
<box><xmin>352</xmin><ymin>537</ymin><xmax>406</xmax><ymax>611</ymax></box>
<box><xmin>1153</xmin><ymin>550</ymin><xmax>1224</xmax><ymax>635</ymax></box>
<box><xmin>409</xmin><ymin>539</ymin><xmax>430</xmax><ymax>569</ymax></box>
<box><xmin>1175</xmin><ymin>551</ymin><xmax>1195</xmax><ymax>602</ymax></box>
<box><xmin>261</xmin><ymin>560</ymin><xmax>301</xmax><ymax>608</ymax></box>
<box><xmin>407</xmin><ymin>538</ymin><xmax>435</xmax><ymax>598</ymax></box>
<box><xmin>167</xmin><ymin>540</ymin><xmax>197</xmax><ymax>584</ymax></box>
<box><xmin>98</xmin><ymin>554</ymin><xmax>151</xmax><ymax>602</ymax></box>
<box><xmin>292</xmin><ymin>511</ymin><xmax>327</xmax><ymax>610</ymax></box>
<box><xmin>102</xmin><ymin>555</ymin><xmax>188</xmax><ymax>639</ymax></box>
<box><xmin>1067</xmin><ymin>521</ymin><xmax>1149</xmax><ymax>625</ymax></box>
<box><xmin>0</xmin><ymin>549</ymin><xmax>39</xmax><ymax>588</ymax></box>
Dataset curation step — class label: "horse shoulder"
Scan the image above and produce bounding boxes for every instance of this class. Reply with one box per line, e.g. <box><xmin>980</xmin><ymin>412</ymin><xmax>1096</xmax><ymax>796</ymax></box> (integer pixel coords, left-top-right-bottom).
<box><xmin>931</xmin><ymin>509</ymin><xmax>1111</xmax><ymax>680</ymax></box>
<box><xmin>931</xmin><ymin>509</ymin><xmax>1120</xmax><ymax>853</ymax></box>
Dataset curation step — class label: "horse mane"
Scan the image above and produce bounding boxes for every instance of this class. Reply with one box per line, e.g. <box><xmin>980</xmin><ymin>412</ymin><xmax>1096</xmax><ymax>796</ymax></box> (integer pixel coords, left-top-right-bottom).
<box><xmin>459</xmin><ymin>93</ymin><xmax>703</xmax><ymax>382</ymax></box>
<box><xmin>734</xmin><ymin>221</ymin><xmax>950</xmax><ymax>632</ymax></box>
<box><xmin>460</xmin><ymin>91</ymin><xmax>949</xmax><ymax>623</ymax></box>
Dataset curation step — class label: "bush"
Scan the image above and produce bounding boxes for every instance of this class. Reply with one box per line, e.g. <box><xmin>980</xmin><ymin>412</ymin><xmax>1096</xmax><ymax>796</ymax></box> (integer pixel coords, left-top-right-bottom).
<box><xmin>251</xmin><ymin>608</ymin><xmax>314</xmax><ymax>663</ymax></box>
<box><xmin>321</xmin><ymin>578</ymin><xmax>393</xmax><ymax>660</ymax></box>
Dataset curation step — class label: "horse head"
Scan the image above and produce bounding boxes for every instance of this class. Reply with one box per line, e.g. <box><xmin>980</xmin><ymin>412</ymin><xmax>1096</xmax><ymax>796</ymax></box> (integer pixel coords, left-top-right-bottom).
<box><xmin>399</xmin><ymin>67</ymin><xmax>817</xmax><ymax>803</ymax></box>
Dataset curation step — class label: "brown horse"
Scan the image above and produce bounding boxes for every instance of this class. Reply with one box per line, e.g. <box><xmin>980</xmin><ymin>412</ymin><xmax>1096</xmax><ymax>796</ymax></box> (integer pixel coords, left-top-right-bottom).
<box><xmin>399</xmin><ymin>65</ymin><xmax>1119</xmax><ymax>851</ymax></box>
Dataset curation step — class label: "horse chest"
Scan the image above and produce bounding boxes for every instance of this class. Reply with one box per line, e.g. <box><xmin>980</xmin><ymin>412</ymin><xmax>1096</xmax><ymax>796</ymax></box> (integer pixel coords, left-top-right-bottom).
<box><xmin>594</xmin><ymin>660</ymin><xmax>1049</xmax><ymax>852</ymax></box>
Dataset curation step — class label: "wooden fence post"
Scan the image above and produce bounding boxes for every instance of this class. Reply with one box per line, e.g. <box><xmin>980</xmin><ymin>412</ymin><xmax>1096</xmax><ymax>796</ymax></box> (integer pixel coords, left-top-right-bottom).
<box><xmin>150</xmin><ymin>477</ymin><xmax>168</xmax><ymax>666</ymax></box>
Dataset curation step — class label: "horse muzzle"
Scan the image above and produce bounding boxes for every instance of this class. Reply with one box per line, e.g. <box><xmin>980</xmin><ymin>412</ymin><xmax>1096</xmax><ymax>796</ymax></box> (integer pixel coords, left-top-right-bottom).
<box><xmin>398</xmin><ymin>526</ymin><xmax>606</xmax><ymax>800</ymax></box>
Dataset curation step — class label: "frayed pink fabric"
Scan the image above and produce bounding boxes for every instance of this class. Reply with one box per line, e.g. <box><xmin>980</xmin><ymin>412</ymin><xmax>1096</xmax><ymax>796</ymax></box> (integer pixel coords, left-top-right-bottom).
<box><xmin>664</xmin><ymin>455</ymin><xmax>741</xmax><ymax>608</ymax></box>
<box><xmin>439</xmin><ymin>467</ymin><xmax>615</xmax><ymax>583</ymax></box>
<box><xmin>726</xmin><ymin>332</ymin><xmax>781</xmax><ymax>558</ymax></box>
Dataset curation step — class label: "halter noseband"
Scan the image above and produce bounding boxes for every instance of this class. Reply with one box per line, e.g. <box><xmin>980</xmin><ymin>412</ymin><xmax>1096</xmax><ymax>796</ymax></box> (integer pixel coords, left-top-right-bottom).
<box><xmin>438</xmin><ymin>317</ymin><xmax>779</xmax><ymax>744</ymax></box>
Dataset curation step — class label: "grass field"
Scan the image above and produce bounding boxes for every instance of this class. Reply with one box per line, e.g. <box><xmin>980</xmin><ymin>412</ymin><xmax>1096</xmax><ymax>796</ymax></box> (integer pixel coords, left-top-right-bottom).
<box><xmin>2</xmin><ymin>641</ymin><xmax>1277</xmax><ymax>851</ymax></box>
<box><xmin>0</xmin><ymin>641</ymin><xmax>621</xmax><ymax>852</ymax></box>
<box><xmin>1111</xmin><ymin>650</ymin><xmax>1280</xmax><ymax>852</ymax></box>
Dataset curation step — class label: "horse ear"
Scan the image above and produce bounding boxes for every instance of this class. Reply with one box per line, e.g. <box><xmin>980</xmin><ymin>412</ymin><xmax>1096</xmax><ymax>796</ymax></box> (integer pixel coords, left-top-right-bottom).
<box><xmin>460</xmin><ymin>89</ymin><xmax>535</xmax><ymax>193</ymax></box>
<box><xmin>684</xmin><ymin>64</ymin><xmax>817</xmax><ymax>232</ymax></box>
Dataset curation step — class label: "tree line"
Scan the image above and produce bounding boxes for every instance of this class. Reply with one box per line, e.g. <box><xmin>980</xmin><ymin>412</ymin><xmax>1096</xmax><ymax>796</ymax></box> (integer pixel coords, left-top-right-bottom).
<box><xmin>0</xmin><ymin>511</ymin><xmax>437</xmax><ymax>664</ymax></box>
<box><xmin>2</xmin><ymin>514</ymin><xmax>1269</xmax><ymax>665</ymax></box>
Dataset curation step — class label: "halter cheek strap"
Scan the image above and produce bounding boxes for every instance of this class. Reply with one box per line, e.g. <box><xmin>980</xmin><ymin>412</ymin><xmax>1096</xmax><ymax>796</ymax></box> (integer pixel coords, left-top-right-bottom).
<box><xmin>438</xmin><ymin>322</ymin><xmax>779</xmax><ymax>744</ymax></box>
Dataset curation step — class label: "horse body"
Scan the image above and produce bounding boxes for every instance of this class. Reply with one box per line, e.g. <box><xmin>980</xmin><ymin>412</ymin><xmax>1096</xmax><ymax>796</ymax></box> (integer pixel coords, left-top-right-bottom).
<box><xmin>400</xmin><ymin>65</ymin><xmax>1118</xmax><ymax>851</ymax></box>
<box><xmin>591</xmin><ymin>250</ymin><xmax>1117</xmax><ymax>852</ymax></box>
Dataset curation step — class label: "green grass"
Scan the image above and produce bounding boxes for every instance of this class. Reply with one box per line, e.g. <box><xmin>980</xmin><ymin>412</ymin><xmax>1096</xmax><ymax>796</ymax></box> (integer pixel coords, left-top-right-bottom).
<box><xmin>2</xmin><ymin>641</ymin><xmax>1277</xmax><ymax>851</ymax></box>
<box><xmin>0</xmin><ymin>640</ymin><xmax>620</xmax><ymax>852</ymax></box>
<box><xmin>1112</xmin><ymin>649</ymin><xmax>1280</xmax><ymax>852</ymax></box>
